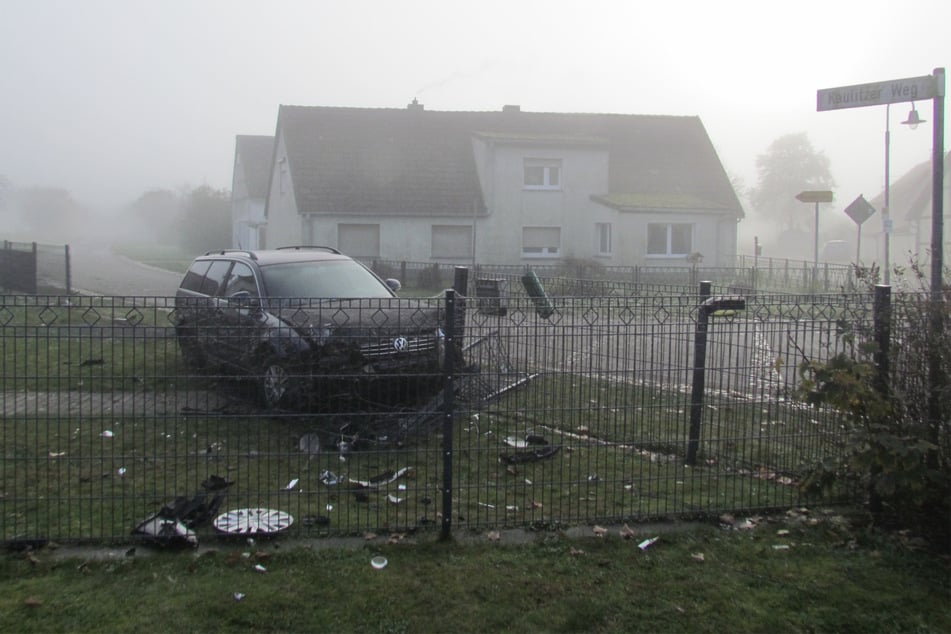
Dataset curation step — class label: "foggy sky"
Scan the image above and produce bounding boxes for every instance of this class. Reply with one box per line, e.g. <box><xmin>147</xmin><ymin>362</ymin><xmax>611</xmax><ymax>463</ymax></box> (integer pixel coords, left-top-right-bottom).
<box><xmin>1</xmin><ymin>0</ymin><xmax>947</xmax><ymax>243</ymax></box>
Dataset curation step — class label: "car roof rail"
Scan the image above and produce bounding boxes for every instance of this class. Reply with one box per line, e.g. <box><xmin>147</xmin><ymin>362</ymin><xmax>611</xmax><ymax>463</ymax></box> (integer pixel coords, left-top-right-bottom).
<box><xmin>202</xmin><ymin>249</ymin><xmax>258</xmax><ymax>260</ymax></box>
<box><xmin>276</xmin><ymin>245</ymin><xmax>341</xmax><ymax>254</ymax></box>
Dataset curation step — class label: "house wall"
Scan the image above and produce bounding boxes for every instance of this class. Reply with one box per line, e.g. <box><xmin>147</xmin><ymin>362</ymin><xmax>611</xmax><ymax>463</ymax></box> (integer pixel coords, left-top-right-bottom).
<box><xmin>472</xmin><ymin>138</ymin><xmax>614</xmax><ymax>265</ymax></box>
<box><xmin>262</xmin><ymin>128</ymin><xmax>739</xmax><ymax>267</ymax></box>
<box><xmin>263</xmin><ymin>134</ymin><xmax>301</xmax><ymax>248</ymax></box>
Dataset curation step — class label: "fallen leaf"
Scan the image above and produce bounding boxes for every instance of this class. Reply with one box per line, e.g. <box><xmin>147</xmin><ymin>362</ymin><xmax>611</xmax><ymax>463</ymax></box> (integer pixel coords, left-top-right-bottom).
<box><xmin>691</xmin><ymin>552</ymin><xmax>705</xmax><ymax>562</ymax></box>
<box><xmin>619</xmin><ymin>523</ymin><xmax>636</xmax><ymax>540</ymax></box>
<box><xmin>23</xmin><ymin>597</ymin><xmax>43</xmax><ymax>608</ymax></box>
<box><xmin>363</xmin><ymin>532</ymin><xmax>377</xmax><ymax>541</ymax></box>
<box><xmin>487</xmin><ymin>530</ymin><xmax>501</xmax><ymax>542</ymax></box>
<box><xmin>592</xmin><ymin>525</ymin><xmax>608</xmax><ymax>537</ymax></box>
<box><xmin>569</xmin><ymin>547</ymin><xmax>585</xmax><ymax>556</ymax></box>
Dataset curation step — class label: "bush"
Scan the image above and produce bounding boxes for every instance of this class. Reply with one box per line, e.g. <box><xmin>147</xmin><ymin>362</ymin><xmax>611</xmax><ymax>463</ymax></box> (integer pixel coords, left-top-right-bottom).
<box><xmin>797</xmin><ymin>263</ymin><xmax>950</xmax><ymax>549</ymax></box>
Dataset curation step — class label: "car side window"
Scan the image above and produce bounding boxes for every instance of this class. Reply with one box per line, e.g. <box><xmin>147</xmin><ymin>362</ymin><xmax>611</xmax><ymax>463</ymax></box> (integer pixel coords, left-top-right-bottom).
<box><xmin>223</xmin><ymin>262</ymin><xmax>259</xmax><ymax>297</ymax></box>
<box><xmin>181</xmin><ymin>261</ymin><xmax>212</xmax><ymax>292</ymax></box>
<box><xmin>200</xmin><ymin>260</ymin><xmax>232</xmax><ymax>296</ymax></box>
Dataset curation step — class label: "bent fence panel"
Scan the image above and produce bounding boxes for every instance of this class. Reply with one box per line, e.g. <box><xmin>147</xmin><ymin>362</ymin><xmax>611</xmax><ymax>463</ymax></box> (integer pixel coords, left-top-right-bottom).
<box><xmin>1</xmin><ymin>290</ymin><xmax>871</xmax><ymax>544</ymax></box>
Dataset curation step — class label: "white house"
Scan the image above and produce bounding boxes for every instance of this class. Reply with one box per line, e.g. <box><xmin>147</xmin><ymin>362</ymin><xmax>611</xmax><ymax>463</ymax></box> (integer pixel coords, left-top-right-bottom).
<box><xmin>868</xmin><ymin>150</ymin><xmax>950</xmax><ymax>267</ymax></box>
<box><xmin>231</xmin><ymin>135</ymin><xmax>273</xmax><ymax>250</ymax></box>
<box><xmin>254</xmin><ymin>103</ymin><xmax>744</xmax><ymax>267</ymax></box>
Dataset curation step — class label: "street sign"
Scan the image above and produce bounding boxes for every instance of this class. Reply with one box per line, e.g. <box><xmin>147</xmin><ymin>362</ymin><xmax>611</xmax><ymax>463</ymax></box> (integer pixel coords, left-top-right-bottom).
<box><xmin>817</xmin><ymin>75</ymin><xmax>936</xmax><ymax>112</ymax></box>
<box><xmin>844</xmin><ymin>195</ymin><xmax>876</xmax><ymax>225</ymax></box>
<box><xmin>796</xmin><ymin>190</ymin><xmax>834</xmax><ymax>203</ymax></box>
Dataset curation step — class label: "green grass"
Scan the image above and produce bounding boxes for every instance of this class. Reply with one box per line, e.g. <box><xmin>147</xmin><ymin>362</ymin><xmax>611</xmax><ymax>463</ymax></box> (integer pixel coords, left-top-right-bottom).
<box><xmin>110</xmin><ymin>243</ymin><xmax>194</xmax><ymax>274</ymax></box>
<box><xmin>2</xmin><ymin>371</ymin><xmax>846</xmax><ymax>542</ymax></box>
<box><xmin>1</xmin><ymin>300</ymin><xmax>181</xmax><ymax>392</ymax></box>
<box><xmin>1</xmin><ymin>518</ymin><xmax>948</xmax><ymax>633</ymax></box>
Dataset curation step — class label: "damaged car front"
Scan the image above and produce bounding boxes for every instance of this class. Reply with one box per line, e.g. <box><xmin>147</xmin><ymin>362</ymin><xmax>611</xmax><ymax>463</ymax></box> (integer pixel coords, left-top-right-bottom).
<box><xmin>174</xmin><ymin>248</ymin><xmax>447</xmax><ymax>412</ymax></box>
<box><xmin>259</xmin><ymin>297</ymin><xmax>445</xmax><ymax>410</ymax></box>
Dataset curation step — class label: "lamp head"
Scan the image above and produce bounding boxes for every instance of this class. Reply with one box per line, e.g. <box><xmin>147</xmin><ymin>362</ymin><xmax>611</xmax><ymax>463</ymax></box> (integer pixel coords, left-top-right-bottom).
<box><xmin>901</xmin><ymin>103</ymin><xmax>926</xmax><ymax>130</ymax></box>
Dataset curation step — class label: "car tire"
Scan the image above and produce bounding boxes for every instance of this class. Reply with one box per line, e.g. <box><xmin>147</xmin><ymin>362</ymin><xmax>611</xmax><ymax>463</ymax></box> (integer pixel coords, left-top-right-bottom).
<box><xmin>260</xmin><ymin>358</ymin><xmax>294</xmax><ymax>409</ymax></box>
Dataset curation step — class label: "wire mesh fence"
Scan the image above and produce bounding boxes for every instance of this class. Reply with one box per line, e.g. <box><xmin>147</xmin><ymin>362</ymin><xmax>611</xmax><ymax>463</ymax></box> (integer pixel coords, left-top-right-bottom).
<box><xmin>1</xmin><ymin>286</ymin><xmax>881</xmax><ymax>545</ymax></box>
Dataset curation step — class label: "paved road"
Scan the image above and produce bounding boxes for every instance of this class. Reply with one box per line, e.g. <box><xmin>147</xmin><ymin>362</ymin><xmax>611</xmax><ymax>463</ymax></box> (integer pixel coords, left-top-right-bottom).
<box><xmin>65</xmin><ymin>241</ymin><xmax>183</xmax><ymax>297</ymax></box>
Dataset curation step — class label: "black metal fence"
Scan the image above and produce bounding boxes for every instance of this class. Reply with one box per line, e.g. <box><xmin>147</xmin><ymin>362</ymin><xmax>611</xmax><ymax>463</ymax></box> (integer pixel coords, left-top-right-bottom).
<box><xmin>2</xmin><ymin>283</ymin><xmax>900</xmax><ymax>546</ymax></box>
<box><xmin>369</xmin><ymin>257</ymin><xmax>856</xmax><ymax>296</ymax></box>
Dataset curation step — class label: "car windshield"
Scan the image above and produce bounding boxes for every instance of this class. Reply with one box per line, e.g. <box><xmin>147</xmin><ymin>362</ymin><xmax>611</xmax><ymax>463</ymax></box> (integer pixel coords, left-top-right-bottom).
<box><xmin>260</xmin><ymin>260</ymin><xmax>394</xmax><ymax>299</ymax></box>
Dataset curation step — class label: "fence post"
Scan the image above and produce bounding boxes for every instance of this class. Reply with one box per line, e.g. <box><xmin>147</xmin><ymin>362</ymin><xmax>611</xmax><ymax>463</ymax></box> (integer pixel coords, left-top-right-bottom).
<box><xmin>871</xmin><ymin>284</ymin><xmax>892</xmax><ymax>516</ymax></box>
<box><xmin>687</xmin><ymin>281</ymin><xmax>712</xmax><ymax>466</ymax></box>
<box><xmin>65</xmin><ymin>244</ymin><xmax>72</xmax><ymax>298</ymax></box>
<box><xmin>440</xmin><ymin>289</ymin><xmax>457</xmax><ymax>540</ymax></box>
<box><xmin>453</xmin><ymin>266</ymin><xmax>468</xmax><ymax>340</ymax></box>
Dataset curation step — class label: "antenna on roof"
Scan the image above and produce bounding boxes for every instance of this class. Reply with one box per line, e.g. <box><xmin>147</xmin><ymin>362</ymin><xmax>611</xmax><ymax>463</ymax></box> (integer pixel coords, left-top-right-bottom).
<box><xmin>407</xmin><ymin>98</ymin><xmax>424</xmax><ymax>112</ymax></box>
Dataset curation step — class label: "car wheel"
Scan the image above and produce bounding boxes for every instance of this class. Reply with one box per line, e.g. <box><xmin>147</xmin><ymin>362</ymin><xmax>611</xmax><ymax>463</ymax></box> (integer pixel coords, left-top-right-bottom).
<box><xmin>260</xmin><ymin>359</ymin><xmax>293</xmax><ymax>409</ymax></box>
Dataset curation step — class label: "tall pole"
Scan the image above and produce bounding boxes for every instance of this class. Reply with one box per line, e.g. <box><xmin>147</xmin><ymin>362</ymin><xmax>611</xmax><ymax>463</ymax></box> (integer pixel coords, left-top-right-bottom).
<box><xmin>884</xmin><ymin>103</ymin><xmax>891</xmax><ymax>285</ymax></box>
<box><xmin>813</xmin><ymin>201</ymin><xmax>819</xmax><ymax>285</ymax></box>
<box><xmin>930</xmin><ymin>67</ymin><xmax>945</xmax><ymax>297</ymax></box>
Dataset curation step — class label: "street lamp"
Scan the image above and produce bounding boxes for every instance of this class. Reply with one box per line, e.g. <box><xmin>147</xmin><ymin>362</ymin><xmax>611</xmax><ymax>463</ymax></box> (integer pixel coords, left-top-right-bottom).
<box><xmin>884</xmin><ymin>102</ymin><xmax>926</xmax><ymax>284</ymax></box>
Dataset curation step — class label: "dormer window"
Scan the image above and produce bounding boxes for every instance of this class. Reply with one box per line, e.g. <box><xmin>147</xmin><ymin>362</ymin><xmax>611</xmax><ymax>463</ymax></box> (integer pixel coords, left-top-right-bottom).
<box><xmin>524</xmin><ymin>159</ymin><xmax>562</xmax><ymax>190</ymax></box>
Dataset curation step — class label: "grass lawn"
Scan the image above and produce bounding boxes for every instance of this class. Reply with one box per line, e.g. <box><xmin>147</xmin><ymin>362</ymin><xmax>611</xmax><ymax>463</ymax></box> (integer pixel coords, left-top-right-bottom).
<box><xmin>1</xmin><ymin>514</ymin><xmax>948</xmax><ymax>633</ymax></box>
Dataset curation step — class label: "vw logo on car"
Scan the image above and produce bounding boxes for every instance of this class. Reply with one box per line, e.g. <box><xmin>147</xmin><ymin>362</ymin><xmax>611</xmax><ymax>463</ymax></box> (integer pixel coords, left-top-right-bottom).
<box><xmin>392</xmin><ymin>336</ymin><xmax>408</xmax><ymax>352</ymax></box>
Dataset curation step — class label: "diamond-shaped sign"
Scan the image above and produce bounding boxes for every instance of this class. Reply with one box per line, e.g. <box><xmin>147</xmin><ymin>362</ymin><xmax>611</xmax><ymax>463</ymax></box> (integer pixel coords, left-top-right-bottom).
<box><xmin>844</xmin><ymin>195</ymin><xmax>876</xmax><ymax>226</ymax></box>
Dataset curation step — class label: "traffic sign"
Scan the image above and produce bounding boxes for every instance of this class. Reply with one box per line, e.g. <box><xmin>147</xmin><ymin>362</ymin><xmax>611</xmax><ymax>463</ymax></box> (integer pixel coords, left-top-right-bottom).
<box><xmin>817</xmin><ymin>75</ymin><xmax>936</xmax><ymax>111</ymax></box>
<box><xmin>844</xmin><ymin>195</ymin><xmax>876</xmax><ymax>225</ymax></box>
<box><xmin>796</xmin><ymin>190</ymin><xmax>834</xmax><ymax>203</ymax></box>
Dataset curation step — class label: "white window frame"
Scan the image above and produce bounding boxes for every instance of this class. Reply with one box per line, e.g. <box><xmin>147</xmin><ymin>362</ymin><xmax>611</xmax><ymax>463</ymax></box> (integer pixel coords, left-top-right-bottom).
<box><xmin>647</xmin><ymin>222</ymin><xmax>694</xmax><ymax>258</ymax></box>
<box><xmin>595</xmin><ymin>222</ymin><xmax>612</xmax><ymax>256</ymax></box>
<box><xmin>522</xmin><ymin>226</ymin><xmax>561</xmax><ymax>258</ymax></box>
<box><xmin>523</xmin><ymin>158</ymin><xmax>562</xmax><ymax>191</ymax></box>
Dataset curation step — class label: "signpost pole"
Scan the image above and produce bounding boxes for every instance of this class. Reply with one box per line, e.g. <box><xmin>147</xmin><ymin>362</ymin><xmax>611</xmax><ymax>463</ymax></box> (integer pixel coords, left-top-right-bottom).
<box><xmin>813</xmin><ymin>201</ymin><xmax>820</xmax><ymax>284</ymax></box>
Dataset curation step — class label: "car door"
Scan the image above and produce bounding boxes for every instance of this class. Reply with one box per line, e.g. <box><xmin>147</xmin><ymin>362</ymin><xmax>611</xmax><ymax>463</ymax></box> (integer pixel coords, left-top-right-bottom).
<box><xmin>216</xmin><ymin>261</ymin><xmax>265</xmax><ymax>370</ymax></box>
<box><xmin>196</xmin><ymin>260</ymin><xmax>234</xmax><ymax>364</ymax></box>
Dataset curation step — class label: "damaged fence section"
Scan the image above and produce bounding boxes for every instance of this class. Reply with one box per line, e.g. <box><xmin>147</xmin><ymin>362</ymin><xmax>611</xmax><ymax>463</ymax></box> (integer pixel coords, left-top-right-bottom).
<box><xmin>0</xmin><ymin>285</ymin><xmax>884</xmax><ymax>545</ymax></box>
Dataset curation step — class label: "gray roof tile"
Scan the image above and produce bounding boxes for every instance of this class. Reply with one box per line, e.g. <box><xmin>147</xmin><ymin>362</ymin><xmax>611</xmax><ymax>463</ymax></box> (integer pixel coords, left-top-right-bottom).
<box><xmin>276</xmin><ymin>105</ymin><xmax>743</xmax><ymax>218</ymax></box>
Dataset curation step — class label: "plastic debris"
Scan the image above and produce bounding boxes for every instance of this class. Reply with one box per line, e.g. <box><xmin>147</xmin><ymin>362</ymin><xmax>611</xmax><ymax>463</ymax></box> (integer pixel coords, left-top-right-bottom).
<box><xmin>100</xmin><ymin>430</ymin><xmax>114</xmax><ymax>438</ymax></box>
<box><xmin>348</xmin><ymin>467</ymin><xmax>412</xmax><ymax>489</ymax></box>
<box><xmin>370</xmin><ymin>556</ymin><xmax>388</xmax><ymax>570</ymax></box>
<box><xmin>254</xmin><ymin>564</ymin><xmax>267</xmax><ymax>573</ymax></box>
<box><xmin>283</xmin><ymin>478</ymin><xmax>299</xmax><ymax>491</ymax></box>
<box><xmin>213</xmin><ymin>508</ymin><xmax>293</xmax><ymax>535</ymax></box>
<box><xmin>638</xmin><ymin>537</ymin><xmax>660</xmax><ymax>550</ymax></box>
<box><xmin>499</xmin><ymin>445</ymin><xmax>561</xmax><ymax>465</ymax></box>
<box><xmin>233</xmin><ymin>593</ymin><xmax>245</xmax><ymax>602</ymax></box>
<box><xmin>319</xmin><ymin>470</ymin><xmax>340</xmax><ymax>486</ymax></box>
<box><xmin>298</xmin><ymin>432</ymin><xmax>321</xmax><ymax>455</ymax></box>
<box><xmin>691</xmin><ymin>552</ymin><xmax>705</xmax><ymax>562</ymax></box>
<box><xmin>132</xmin><ymin>515</ymin><xmax>197</xmax><ymax>548</ymax></box>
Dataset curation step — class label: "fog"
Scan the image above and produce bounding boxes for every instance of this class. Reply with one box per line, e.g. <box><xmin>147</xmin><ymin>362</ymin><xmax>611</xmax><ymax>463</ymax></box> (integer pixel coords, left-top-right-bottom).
<box><xmin>0</xmin><ymin>0</ymin><xmax>947</xmax><ymax>255</ymax></box>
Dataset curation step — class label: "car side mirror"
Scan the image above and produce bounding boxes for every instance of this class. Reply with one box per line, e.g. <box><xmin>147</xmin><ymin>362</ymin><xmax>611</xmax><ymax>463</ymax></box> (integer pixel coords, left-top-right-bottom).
<box><xmin>385</xmin><ymin>278</ymin><xmax>402</xmax><ymax>292</ymax></box>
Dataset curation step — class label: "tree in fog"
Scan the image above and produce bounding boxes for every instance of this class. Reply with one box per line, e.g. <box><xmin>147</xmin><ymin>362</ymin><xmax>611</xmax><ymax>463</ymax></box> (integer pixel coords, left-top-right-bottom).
<box><xmin>128</xmin><ymin>189</ymin><xmax>183</xmax><ymax>243</ymax></box>
<box><xmin>13</xmin><ymin>187</ymin><xmax>85</xmax><ymax>242</ymax></box>
<box><xmin>749</xmin><ymin>133</ymin><xmax>835</xmax><ymax>232</ymax></box>
<box><xmin>179</xmin><ymin>185</ymin><xmax>231</xmax><ymax>253</ymax></box>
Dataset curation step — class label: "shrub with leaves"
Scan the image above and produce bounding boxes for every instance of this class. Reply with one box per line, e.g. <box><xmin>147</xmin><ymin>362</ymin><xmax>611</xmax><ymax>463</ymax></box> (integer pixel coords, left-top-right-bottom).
<box><xmin>797</xmin><ymin>262</ymin><xmax>950</xmax><ymax>549</ymax></box>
